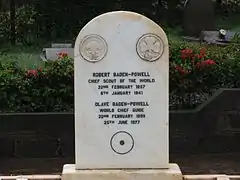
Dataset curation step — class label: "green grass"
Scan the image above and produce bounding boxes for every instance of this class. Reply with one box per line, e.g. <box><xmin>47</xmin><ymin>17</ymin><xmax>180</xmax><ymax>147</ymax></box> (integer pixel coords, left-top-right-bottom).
<box><xmin>0</xmin><ymin>44</ymin><xmax>44</xmax><ymax>69</ymax></box>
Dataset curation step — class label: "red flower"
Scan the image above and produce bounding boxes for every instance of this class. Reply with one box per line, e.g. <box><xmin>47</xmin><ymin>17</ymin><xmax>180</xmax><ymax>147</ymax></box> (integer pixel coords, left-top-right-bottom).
<box><xmin>195</xmin><ymin>62</ymin><xmax>202</xmax><ymax>69</ymax></box>
<box><xmin>181</xmin><ymin>48</ymin><xmax>193</xmax><ymax>54</ymax></box>
<box><xmin>57</xmin><ymin>52</ymin><xmax>68</xmax><ymax>59</ymax></box>
<box><xmin>193</xmin><ymin>48</ymin><xmax>207</xmax><ymax>60</ymax></box>
<box><xmin>181</xmin><ymin>48</ymin><xmax>193</xmax><ymax>60</ymax></box>
<box><xmin>195</xmin><ymin>54</ymin><xmax>204</xmax><ymax>59</ymax></box>
<box><xmin>175</xmin><ymin>66</ymin><xmax>187</xmax><ymax>75</ymax></box>
<box><xmin>26</xmin><ymin>69</ymin><xmax>38</xmax><ymax>77</ymax></box>
<box><xmin>204</xmin><ymin>59</ymin><xmax>216</xmax><ymax>65</ymax></box>
<box><xmin>181</xmin><ymin>54</ymin><xmax>188</xmax><ymax>59</ymax></box>
<box><xmin>195</xmin><ymin>59</ymin><xmax>216</xmax><ymax>69</ymax></box>
<box><xmin>200</xmin><ymin>47</ymin><xmax>206</xmax><ymax>57</ymax></box>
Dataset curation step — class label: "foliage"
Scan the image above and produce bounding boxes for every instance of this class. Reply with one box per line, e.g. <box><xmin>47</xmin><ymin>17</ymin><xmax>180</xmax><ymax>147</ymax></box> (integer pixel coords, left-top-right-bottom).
<box><xmin>220</xmin><ymin>0</ymin><xmax>240</xmax><ymax>13</ymax></box>
<box><xmin>15</xmin><ymin>4</ymin><xmax>38</xmax><ymax>45</ymax></box>
<box><xmin>0</xmin><ymin>0</ymin><xmax>187</xmax><ymax>43</ymax></box>
<box><xmin>0</xmin><ymin>44</ymin><xmax>43</xmax><ymax>69</ymax></box>
<box><xmin>0</xmin><ymin>11</ymin><xmax>10</xmax><ymax>43</ymax></box>
<box><xmin>31</xmin><ymin>0</ymin><xmax>186</xmax><ymax>39</ymax></box>
<box><xmin>1</xmin><ymin>38</ymin><xmax>240</xmax><ymax>112</ymax></box>
<box><xmin>0</xmin><ymin>60</ymin><xmax>24</xmax><ymax>112</ymax></box>
<box><xmin>169</xmin><ymin>35</ymin><xmax>240</xmax><ymax>109</ymax></box>
<box><xmin>170</xmin><ymin>47</ymin><xmax>218</xmax><ymax>93</ymax></box>
<box><xmin>0</xmin><ymin>53</ymin><xmax>73</xmax><ymax>113</ymax></box>
<box><xmin>169</xmin><ymin>43</ymin><xmax>219</xmax><ymax>109</ymax></box>
<box><xmin>0</xmin><ymin>4</ymin><xmax>38</xmax><ymax>44</ymax></box>
<box><xmin>1</xmin><ymin>0</ymin><xmax>240</xmax><ymax>44</ymax></box>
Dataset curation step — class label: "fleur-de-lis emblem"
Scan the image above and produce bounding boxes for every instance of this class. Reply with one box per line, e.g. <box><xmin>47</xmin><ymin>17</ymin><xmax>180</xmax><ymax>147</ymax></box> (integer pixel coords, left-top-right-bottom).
<box><xmin>80</xmin><ymin>34</ymin><xmax>107</xmax><ymax>63</ymax></box>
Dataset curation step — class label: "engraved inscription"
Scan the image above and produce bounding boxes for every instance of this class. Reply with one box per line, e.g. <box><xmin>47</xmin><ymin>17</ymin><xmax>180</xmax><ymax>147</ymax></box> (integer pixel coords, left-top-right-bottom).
<box><xmin>80</xmin><ymin>34</ymin><xmax>108</xmax><ymax>62</ymax></box>
<box><xmin>90</xmin><ymin>71</ymin><xmax>156</xmax><ymax>127</ymax></box>
<box><xmin>136</xmin><ymin>33</ymin><xmax>164</xmax><ymax>62</ymax></box>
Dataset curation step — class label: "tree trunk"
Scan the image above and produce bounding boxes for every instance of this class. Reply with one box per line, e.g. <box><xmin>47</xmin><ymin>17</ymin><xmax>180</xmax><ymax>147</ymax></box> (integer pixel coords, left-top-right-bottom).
<box><xmin>10</xmin><ymin>0</ymin><xmax>16</xmax><ymax>45</ymax></box>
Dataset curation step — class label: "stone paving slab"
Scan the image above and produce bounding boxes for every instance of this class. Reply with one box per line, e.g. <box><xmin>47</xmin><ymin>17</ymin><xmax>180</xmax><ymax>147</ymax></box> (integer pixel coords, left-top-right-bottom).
<box><xmin>0</xmin><ymin>154</ymin><xmax>240</xmax><ymax>176</ymax></box>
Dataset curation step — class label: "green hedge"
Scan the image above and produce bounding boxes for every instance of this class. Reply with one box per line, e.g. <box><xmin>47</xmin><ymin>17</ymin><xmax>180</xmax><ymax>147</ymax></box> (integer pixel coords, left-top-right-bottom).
<box><xmin>0</xmin><ymin>53</ymin><xmax>73</xmax><ymax>113</ymax></box>
<box><xmin>1</xmin><ymin>38</ymin><xmax>240</xmax><ymax>112</ymax></box>
<box><xmin>169</xmin><ymin>35</ymin><xmax>240</xmax><ymax>109</ymax></box>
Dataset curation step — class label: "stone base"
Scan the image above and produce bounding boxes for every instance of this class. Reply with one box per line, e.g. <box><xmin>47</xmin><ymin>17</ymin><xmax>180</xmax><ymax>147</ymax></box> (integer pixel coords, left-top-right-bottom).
<box><xmin>62</xmin><ymin>164</ymin><xmax>182</xmax><ymax>180</ymax></box>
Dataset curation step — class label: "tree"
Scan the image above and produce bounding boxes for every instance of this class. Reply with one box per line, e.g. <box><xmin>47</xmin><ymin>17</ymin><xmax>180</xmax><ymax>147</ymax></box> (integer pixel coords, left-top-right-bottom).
<box><xmin>10</xmin><ymin>0</ymin><xmax>16</xmax><ymax>45</ymax></box>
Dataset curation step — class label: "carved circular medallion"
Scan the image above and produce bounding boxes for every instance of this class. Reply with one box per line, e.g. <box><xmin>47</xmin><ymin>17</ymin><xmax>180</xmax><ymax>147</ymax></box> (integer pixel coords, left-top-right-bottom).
<box><xmin>110</xmin><ymin>131</ymin><xmax>134</xmax><ymax>155</ymax></box>
<box><xmin>136</xmin><ymin>33</ymin><xmax>164</xmax><ymax>62</ymax></box>
<box><xmin>79</xmin><ymin>34</ymin><xmax>107</xmax><ymax>62</ymax></box>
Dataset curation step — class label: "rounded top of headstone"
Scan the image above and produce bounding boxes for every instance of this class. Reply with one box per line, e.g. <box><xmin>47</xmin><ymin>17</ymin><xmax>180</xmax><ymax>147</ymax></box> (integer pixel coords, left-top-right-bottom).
<box><xmin>74</xmin><ymin>11</ymin><xmax>168</xmax><ymax>63</ymax></box>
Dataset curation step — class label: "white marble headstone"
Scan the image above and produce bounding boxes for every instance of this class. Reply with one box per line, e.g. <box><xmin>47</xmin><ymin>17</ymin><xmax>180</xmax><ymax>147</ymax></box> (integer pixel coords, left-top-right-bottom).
<box><xmin>74</xmin><ymin>11</ymin><xmax>169</xmax><ymax>169</ymax></box>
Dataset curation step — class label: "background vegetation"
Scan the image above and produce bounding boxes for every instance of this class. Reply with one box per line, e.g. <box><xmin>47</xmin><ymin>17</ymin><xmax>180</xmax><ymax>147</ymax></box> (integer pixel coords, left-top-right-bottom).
<box><xmin>0</xmin><ymin>0</ymin><xmax>240</xmax><ymax>44</ymax></box>
<box><xmin>0</xmin><ymin>0</ymin><xmax>240</xmax><ymax>112</ymax></box>
<box><xmin>0</xmin><ymin>37</ymin><xmax>240</xmax><ymax>112</ymax></box>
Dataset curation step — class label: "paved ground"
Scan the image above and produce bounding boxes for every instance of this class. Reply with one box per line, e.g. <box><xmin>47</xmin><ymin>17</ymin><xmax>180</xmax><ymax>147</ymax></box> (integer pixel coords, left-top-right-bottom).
<box><xmin>0</xmin><ymin>153</ymin><xmax>240</xmax><ymax>175</ymax></box>
<box><xmin>172</xmin><ymin>153</ymin><xmax>240</xmax><ymax>175</ymax></box>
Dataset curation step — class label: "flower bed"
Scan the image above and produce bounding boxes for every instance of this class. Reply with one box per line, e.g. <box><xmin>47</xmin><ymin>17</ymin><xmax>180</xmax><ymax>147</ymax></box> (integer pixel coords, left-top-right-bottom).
<box><xmin>170</xmin><ymin>46</ymin><xmax>218</xmax><ymax>109</ymax></box>
<box><xmin>0</xmin><ymin>38</ymin><xmax>240</xmax><ymax>112</ymax></box>
<box><xmin>169</xmin><ymin>36</ymin><xmax>240</xmax><ymax>110</ymax></box>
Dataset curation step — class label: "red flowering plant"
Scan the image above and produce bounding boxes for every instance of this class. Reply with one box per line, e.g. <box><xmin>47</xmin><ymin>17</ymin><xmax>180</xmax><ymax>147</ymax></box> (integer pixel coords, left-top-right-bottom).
<box><xmin>170</xmin><ymin>46</ymin><xmax>218</xmax><ymax>98</ymax></box>
<box><xmin>26</xmin><ymin>68</ymin><xmax>43</xmax><ymax>78</ymax></box>
<box><xmin>57</xmin><ymin>52</ymin><xmax>69</xmax><ymax>60</ymax></box>
<box><xmin>174</xmin><ymin>47</ymin><xmax>216</xmax><ymax>74</ymax></box>
<box><xmin>24</xmin><ymin>51</ymin><xmax>72</xmax><ymax>80</ymax></box>
<box><xmin>18</xmin><ymin>53</ymin><xmax>74</xmax><ymax>112</ymax></box>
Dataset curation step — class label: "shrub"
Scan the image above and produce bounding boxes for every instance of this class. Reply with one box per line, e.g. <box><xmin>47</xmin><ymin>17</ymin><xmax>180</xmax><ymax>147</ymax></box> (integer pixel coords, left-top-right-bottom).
<box><xmin>1</xmin><ymin>39</ymin><xmax>240</xmax><ymax>112</ymax></box>
<box><xmin>0</xmin><ymin>60</ymin><xmax>24</xmax><ymax>112</ymax></box>
<box><xmin>0</xmin><ymin>53</ymin><xmax>73</xmax><ymax>113</ymax></box>
<box><xmin>170</xmin><ymin>47</ymin><xmax>218</xmax><ymax>92</ymax></box>
<box><xmin>169</xmin><ymin>41</ymin><xmax>219</xmax><ymax>109</ymax></box>
<box><xmin>169</xmin><ymin>35</ymin><xmax>240</xmax><ymax>109</ymax></box>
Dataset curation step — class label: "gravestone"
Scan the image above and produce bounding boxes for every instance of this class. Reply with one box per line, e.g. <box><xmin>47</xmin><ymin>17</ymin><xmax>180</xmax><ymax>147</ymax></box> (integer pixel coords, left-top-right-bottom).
<box><xmin>51</xmin><ymin>43</ymin><xmax>72</xmax><ymax>48</ymax></box>
<box><xmin>43</xmin><ymin>48</ymin><xmax>74</xmax><ymax>60</ymax></box>
<box><xmin>41</xmin><ymin>43</ymin><xmax>74</xmax><ymax>61</ymax></box>
<box><xmin>184</xmin><ymin>0</ymin><xmax>215</xmax><ymax>37</ymax></box>
<box><xmin>62</xmin><ymin>10</ymin><xmax>182</xmax><ymax>180</ymax></box>
<box><xmin>200</xmin><ymin>30</ymin><xmax>238</xmax><ymax>45</ymax></box>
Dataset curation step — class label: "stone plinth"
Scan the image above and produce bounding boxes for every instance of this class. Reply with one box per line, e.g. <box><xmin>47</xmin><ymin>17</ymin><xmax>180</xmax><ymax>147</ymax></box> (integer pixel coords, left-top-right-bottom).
<box><xmin>62</xmin><ymin>164</ymin><xmax>182</xmax><ymax>180</ymax></box>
